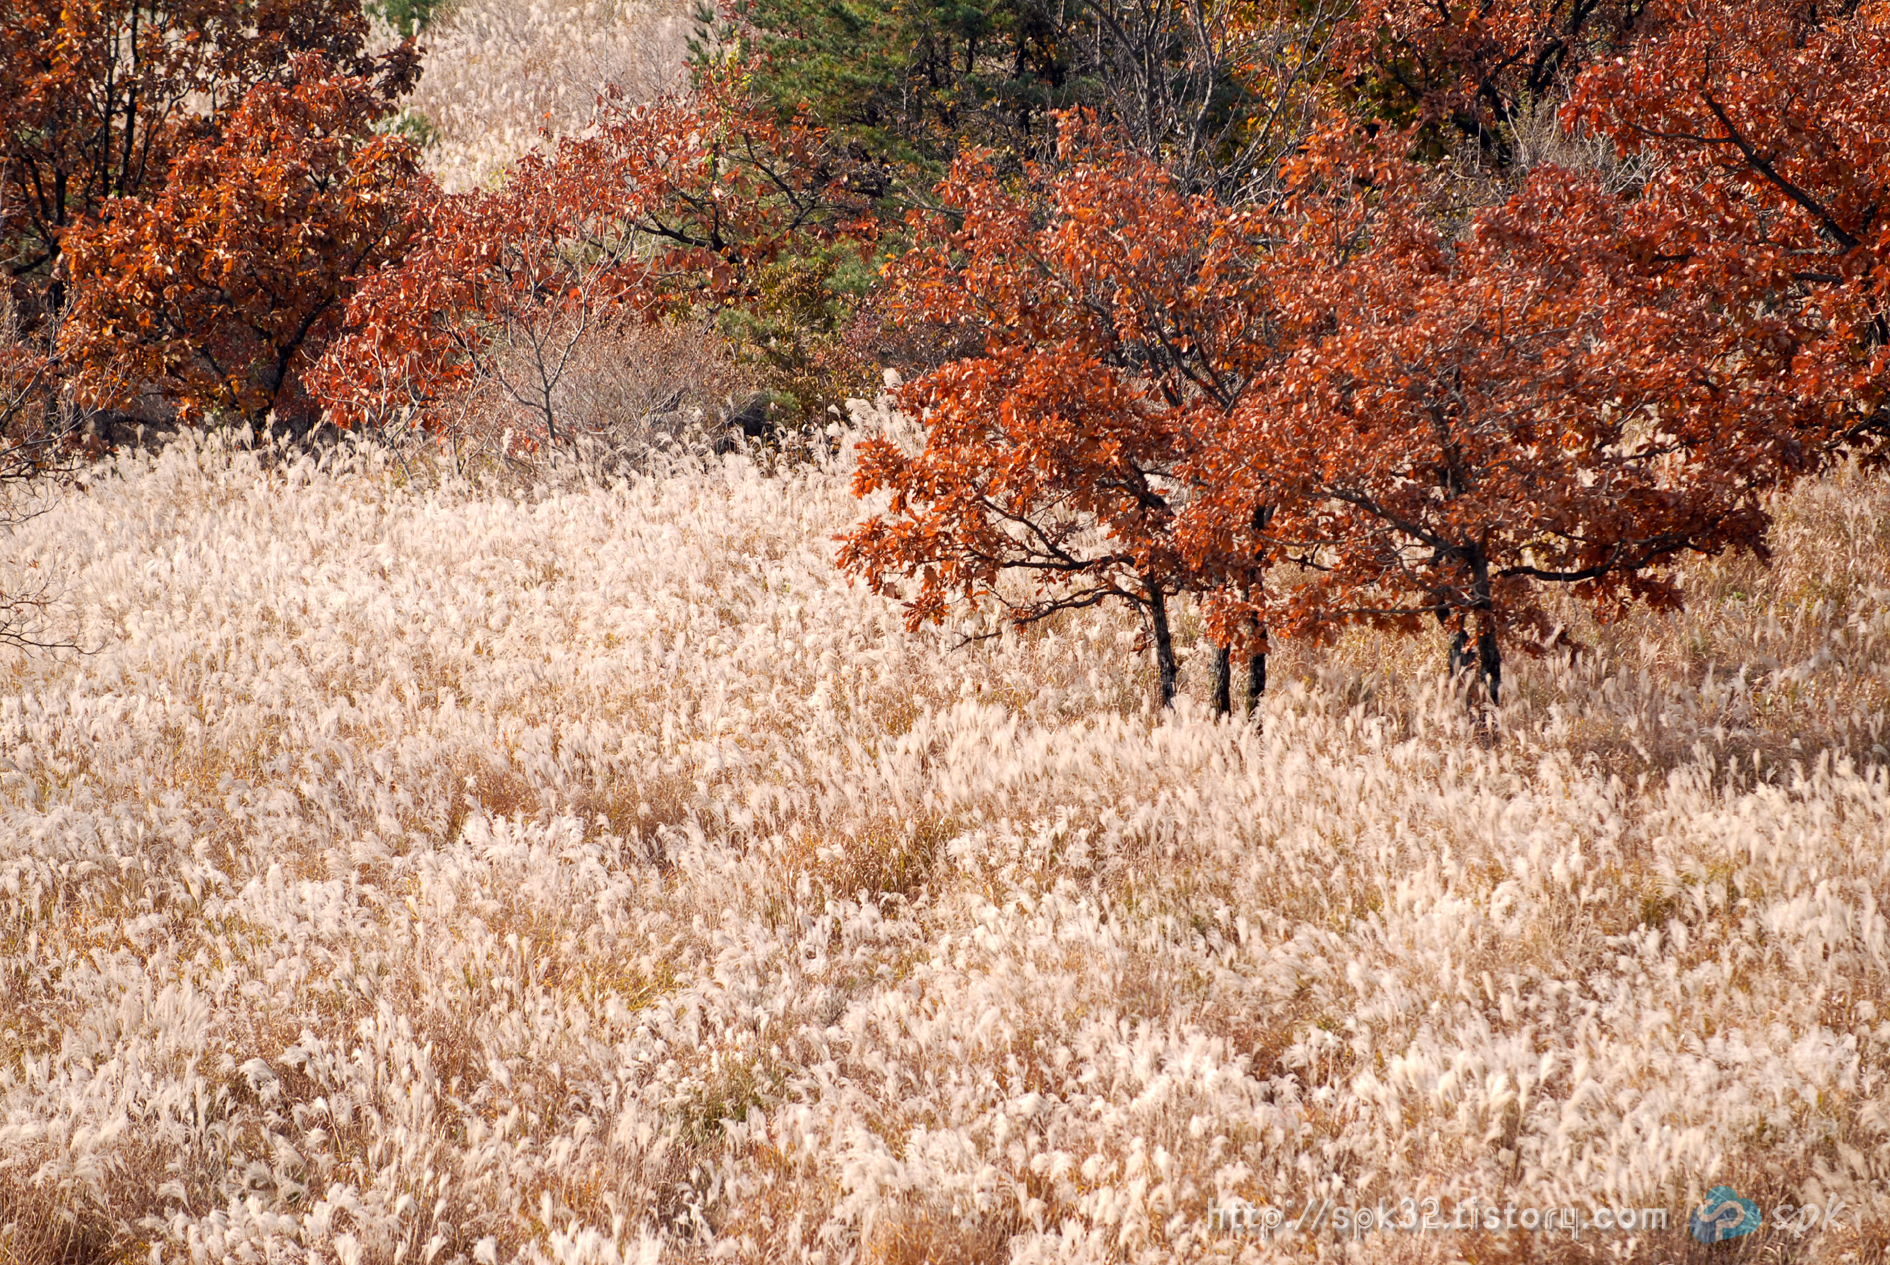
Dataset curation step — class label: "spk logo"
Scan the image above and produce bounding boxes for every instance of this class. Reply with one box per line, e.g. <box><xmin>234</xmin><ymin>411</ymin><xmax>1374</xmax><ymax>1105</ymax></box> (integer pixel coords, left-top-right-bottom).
<box><xmin>1690</xmin><ymin>1187</ymin><xmax>1763</xmax><ymax>1244</ymax></box>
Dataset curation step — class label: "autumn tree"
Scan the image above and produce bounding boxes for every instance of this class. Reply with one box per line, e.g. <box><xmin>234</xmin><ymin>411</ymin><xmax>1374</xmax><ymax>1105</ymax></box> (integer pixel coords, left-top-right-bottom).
<box><xmin>1187</xmin><ymin>0</ymin><xmax>1886</xmax><ymax>708</ymax></box>
<box><xmin>838</xmin><ymin>116</ymin><xmax>1297</xmax><ymax>710</ymax></box>
<box><xmin>830</xmin><ymin>0</ymin><xmax>1883</xmax><ymax>718</ymax></box>
<box><xmin>1341</xmin><ymin>0</ymin><xmax>1649</xmax><ymax>166</ymax></box>
<box><xmin>588</xmin><ymin>78</ymin><xmax>882</xmax><ymax>423</ymax></box>
<box><xmin>307</xmin><ymin>161</ymin><xmax>640</xmax><ymax>444</ymax></box>
<box><xmin>1208</xmin><ymin>155</ymin><xmax>1804</xmax><ymax>706</ymax></box>
<box><xmin>58</xmin><ymin>57</ymin><xmax>428</xmax><ymax>429</ymax></box>
<box><xmin>1567</xmin><ymin>0</ymin><xmax>1890</xmax><ymax>462</ymax></box>
<box><xmin>710</xmin><ymin>0</ymin><xmax>1351</xmax><ymax>428</ymax></box>
<box><xmin>0</xmin><ymin>0</ymin><xmax>417</xmax><ymax>300</ymax></box>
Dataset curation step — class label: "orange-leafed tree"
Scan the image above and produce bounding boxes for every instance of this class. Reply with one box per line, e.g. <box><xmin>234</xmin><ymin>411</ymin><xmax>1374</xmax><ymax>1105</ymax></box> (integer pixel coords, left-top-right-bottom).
<box><xmin>58</xmin><ymin>57</ymin><xmax>427</xmax><ymax>429</ymax></box>
<box><xmin>838</xmin><ymin>116</ymin><xmax>1296</xmax><ymax>710</ymax></box>
<box><xmin>0</xmin><ymin>0</ymin><xmax>417</xmax><ymax>294</ymax></box>
<box><xmin>1567</xmin><ymin>0</ymin><xmax>1890</xmax><ymax>461</ymax></box>
<box><xmin>1212</xmin><ymin>160</ymin><xmax>1801</xmax><ymax>705</ymax></box>
<box><xmin>312</xmin><ymin>73</ymin><xmax>875</xmax><ymax>442</ymax></box>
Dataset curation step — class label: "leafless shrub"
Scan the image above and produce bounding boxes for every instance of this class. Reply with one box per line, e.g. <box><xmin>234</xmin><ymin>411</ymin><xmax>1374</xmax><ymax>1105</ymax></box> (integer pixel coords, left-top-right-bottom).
<box><xmin>1084</xmin><ymin>0</ymin><xmax>1350</xmax><ymax>201</ymax></box>
<box><xmin>431</xmin><ymin>314</ymin><xmax>750</xmax><ymax>479</ymax></box>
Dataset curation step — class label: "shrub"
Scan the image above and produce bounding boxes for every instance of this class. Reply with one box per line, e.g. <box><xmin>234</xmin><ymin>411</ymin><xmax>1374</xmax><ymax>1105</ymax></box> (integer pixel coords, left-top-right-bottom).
<box><xmin>426</xmin><ymin>315</ymin><xmax>750</xmax><ymax>475</ymax></box>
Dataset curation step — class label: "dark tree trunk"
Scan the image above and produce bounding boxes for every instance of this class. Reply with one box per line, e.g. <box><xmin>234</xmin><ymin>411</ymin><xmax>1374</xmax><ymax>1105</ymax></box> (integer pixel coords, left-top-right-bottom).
<box><xmin>1476</xmin><ymin>621</ymin><xmax>1501</xmax><ymax>708</ymax></box>
<box><xmin>1145</xmin><ymin>579</ymin><xmax>1178</xmax><ymax>708</ymax></box>
<box><xmin>1447</xmin><ymin>624</ymin><xmax>1475</xmax><ymax>679</ymax></box>
<box><xmin>1240</xmin><ymin>509</ymin><xmax>1274</xmax><ymax>718</ymax></box>
<box><xmin>1442</xmin><ymin>609</ymin><xmax>1501</xmax><ymax>707</ymax></box>
<box><xmin>1217</xmin><ymin>622</ymin><xmax>1268</xmax><ymax>719</ymax></box>
<box><xmin>1469</xmin><ymin>565</ymin><xmax>1501</xmax><ymax>708</ymax></box>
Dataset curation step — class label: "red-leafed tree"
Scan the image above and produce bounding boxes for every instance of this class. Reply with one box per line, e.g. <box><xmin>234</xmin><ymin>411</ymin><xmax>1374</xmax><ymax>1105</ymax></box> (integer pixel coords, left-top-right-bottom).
<box><xmin>311</xmin><ymin>72</ymin><xmax>875</xmax><ymax>442</ymax></box>
<box><xmin>837</xmin><ymin>115</ymin><xmax>1300</xmax><ymax>710</ymax></box>
<box><xmin>0</xmin><ymin>0</ymin><xmax>417</xmax><ymax>296</ymax></box>
<box><xmin>1207</xmin><ymin>156</ymin><xmax>1801</xmax><ymax>705</ymax></box>
<box><xmin>1567</xmin><ymin>0</ymin><xmax>1890</xmax><ymax>461</ymax></box>
<box><xmin>835</xmin><ymin>1</ymin><xmax>1884</xmax><ymax>716</ymax></box>
<box><xmin>58</xmin><ymin>57</ymin><xmax>427</xmax><ymax>428</ymax></box>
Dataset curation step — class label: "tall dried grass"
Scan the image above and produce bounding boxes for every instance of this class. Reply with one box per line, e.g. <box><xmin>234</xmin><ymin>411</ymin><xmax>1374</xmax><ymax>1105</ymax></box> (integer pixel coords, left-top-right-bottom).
<box><xmin>401</xmin><ymin>0</ymin><xmax>693</xmax><ymax>191</ymax></box>
<box><xmin>0</xmin><ymin>403</ymin><xmax>1885</xmax><ymax>1263</ymax></box>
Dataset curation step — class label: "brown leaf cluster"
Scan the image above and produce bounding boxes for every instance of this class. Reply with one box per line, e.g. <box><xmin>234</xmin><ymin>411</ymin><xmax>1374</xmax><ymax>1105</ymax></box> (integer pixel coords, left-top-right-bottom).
<box><xmin>59</xmin><ymin>57</ymin><xmax>426</xmax><ymax>428</ymax></box>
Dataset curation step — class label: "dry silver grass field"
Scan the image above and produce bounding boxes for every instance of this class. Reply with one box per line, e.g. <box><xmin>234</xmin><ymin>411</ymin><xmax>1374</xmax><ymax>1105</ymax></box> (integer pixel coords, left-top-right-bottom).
<box><xmin>396</xmin><ymin>0</ymin><xmax>691</xmax><ymax>192</ymax></box>
<box><xmin>0</xmin><ymin>422</ymin><xmax>1886</xmax><ymax>1264</ymax></box>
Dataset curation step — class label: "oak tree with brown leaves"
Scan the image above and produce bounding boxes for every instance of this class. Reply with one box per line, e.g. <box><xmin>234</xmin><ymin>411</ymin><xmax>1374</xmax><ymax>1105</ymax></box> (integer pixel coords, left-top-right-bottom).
<box><xmin>0</xmin><ymin>0</ymin><xmax>417</xmax><ymax>295</ymax></box>
<box><xmin>1203</xmin><ymin>150</ymin><xmax>1803</xmax><ymax>706</ymax></box>
<box><xmin>58</xmin><ymin>58</ymin><xmax>427</xmax><ymax>428</ymax></box>
<box><xmin>838</xmin><ymin>117</ymin><xmax>1295</xmax><ymax>709</ymax></box>
<box><xmin>1568</xmin><ymin>0</ymin><xmax>1890</xmax><ymax>460</ymax></box>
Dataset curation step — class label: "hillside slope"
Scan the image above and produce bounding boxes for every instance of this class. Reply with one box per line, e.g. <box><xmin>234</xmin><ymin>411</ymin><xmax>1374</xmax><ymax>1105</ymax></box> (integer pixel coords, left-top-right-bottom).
<box><xmin>0</xmin><ymin>433</ymin><xmax>1886</xmax><ymax>1263</ymax></box>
